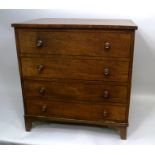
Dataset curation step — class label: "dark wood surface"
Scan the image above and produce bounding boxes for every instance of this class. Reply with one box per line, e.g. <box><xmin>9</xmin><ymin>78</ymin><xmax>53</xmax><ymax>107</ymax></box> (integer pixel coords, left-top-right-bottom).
<box><xmin>23</xmin><ymin>79</ymin><xmax>128</xmax><ymax>103</ymax></box>
<box><xmin>25</xmin><ymin>99</ymin><xmax>126</xmax><ymax>122</ymax></box>
<box><xmin>12</xmin><ymin>18</ymin><xmax>137</xmax><ymax>30</ymax></box>
<box><xmin>21</xmin><ymin>57</ymin><xmax>129</xmax><ymax>82</ymax></box>
<box><xmin>16</xmin><ymin>29</ymin><xmax>132</xmax><ymax>58</ymax></box>
<box><xmin>12</xmin><ymin>18</ymin><xmax>137</xmax><ymax>140</ymax></box>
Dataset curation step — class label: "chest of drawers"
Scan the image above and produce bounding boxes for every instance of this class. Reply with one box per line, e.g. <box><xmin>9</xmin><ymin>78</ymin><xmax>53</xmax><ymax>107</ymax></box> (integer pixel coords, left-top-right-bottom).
<box><xmin>12</xmin><ymin>18</ymin><xmax>137</xmax><ymax>139</ymax></box>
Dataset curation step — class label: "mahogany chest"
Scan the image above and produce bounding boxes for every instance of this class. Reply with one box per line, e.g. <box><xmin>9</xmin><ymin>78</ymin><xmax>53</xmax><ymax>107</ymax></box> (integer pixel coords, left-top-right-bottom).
<box><xmin>12</xmin><ymin>18</ymin><xmax>137</xmax><ymax>139</ymax></box>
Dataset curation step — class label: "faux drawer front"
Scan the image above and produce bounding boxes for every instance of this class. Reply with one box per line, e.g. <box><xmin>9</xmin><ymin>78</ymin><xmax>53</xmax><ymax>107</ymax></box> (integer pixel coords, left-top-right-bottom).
<box><xmin>23</xmin><ymin>80</ymin><xmax>128</xmax><ymax>103</ymax></box>
<box><xmin>17</xmin><ymin>29</ymin><xmax>132</xmax><ymax>58</ymax></box>
<box><xmin>25</xmin><ymin>99</ymin><xmax>126</xmax><ymax>122</ymax></box>
<box><xmin>21</xmin><ymin>57</ymin><xmax>130</xmax><ymax>82</ymax></box>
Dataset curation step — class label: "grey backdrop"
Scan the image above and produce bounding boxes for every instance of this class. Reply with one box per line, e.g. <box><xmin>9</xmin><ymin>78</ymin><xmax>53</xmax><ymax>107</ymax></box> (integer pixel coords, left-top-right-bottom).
<box><xmin>0</xmin><ymin>9</ymin><xmax>155</xmax><ymax>144</ymax></box>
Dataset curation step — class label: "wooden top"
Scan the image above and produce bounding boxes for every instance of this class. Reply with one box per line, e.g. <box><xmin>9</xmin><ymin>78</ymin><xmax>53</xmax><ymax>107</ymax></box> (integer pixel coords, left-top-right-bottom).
<box><xmin>12</xmin><ymin>18</ymin><xmax>137</xmax><ymax>30</ymax></box>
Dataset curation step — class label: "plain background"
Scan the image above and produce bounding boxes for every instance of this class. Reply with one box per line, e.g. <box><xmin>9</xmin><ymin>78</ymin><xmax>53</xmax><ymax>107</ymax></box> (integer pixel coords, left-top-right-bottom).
<box><xmin>0</xmin><ymin>2</ymin><xmax>155</xmax><ymax>144</ymax></box>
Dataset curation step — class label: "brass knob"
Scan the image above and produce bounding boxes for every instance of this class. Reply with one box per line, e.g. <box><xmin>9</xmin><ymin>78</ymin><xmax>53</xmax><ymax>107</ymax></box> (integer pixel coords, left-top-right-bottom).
<box><xmin>36</xmin><ymin>39</ymin><xmax>43</xmax><ymax>47</ymax></box>
<box><xmin>104</xmin><ymin>42</ymin><xmax>111</xmax><ymax>50</ymax></box>
<box><xmin>103</xmin><ymin>90</ymin><xmax>109</xmax><ymax>98</ymax></box>
<box><xmin>39</xmin><ymin>87</ymin><xmax>46</xmax><ymax>94</ymax></box>
<box><xmin>102</xmin><ymin>110</ymin><xmax>108</xmax><ymax>117</ymax></box>
<box><xmin>36</xmin><ymin>64</ymin><xmax>44</xmax><ymax>73</ymax></box>
<box><xmin>104</xmin><ymin>68</ymin><xmax>110</xmax><ymax>76</ymax></box>
<box><xmin>41</xmin><ymin>105</ymin><xmax>47</xmax><ymax>112</ymax></box>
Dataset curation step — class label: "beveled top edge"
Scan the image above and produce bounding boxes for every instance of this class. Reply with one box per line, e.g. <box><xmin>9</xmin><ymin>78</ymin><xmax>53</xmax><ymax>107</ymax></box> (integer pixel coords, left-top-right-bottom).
<box><xmin>11</xmin><ymin>18</ymin><xmax>138</xmax><ymax>30</ymax></box>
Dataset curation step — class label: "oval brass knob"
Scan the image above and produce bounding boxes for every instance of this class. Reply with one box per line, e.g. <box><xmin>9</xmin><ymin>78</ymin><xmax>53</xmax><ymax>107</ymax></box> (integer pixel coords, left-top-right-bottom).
<box><xmin>39</xmin><ymin>87</ymin><xmax>46</xmax><ymax>94</ymax></box>
<box><xmin>102</xmin><ymin>110</ymin><xmax>108</xmax><ymax>117</ymax></box>
<box><xmin>36</xmin><ymin>64</ymin><xmax>44</xmax><ymax>73</ymax></box>
<box><xmin>104</xmin><ymin>42</ymin><xmax>111</xmax><ymax>50</ymax></box>
<box><xmin>103</xmin><ymin>90</ymin><xmax>109</xmax><ymax>98</ymax></box>
<box><xmin>36</xmin><ymin>39</ymin><xmax>43</xmax><ymax>47</ymax></box>
<box><xmin>42</xmin><ymin>105</ymin><xmax>47</xmax><ymax>112</ymax></box>
<box><xmin>104</xmin><ymin>68</ymin><xmax>110</xmax><ymax>76</ymax></box>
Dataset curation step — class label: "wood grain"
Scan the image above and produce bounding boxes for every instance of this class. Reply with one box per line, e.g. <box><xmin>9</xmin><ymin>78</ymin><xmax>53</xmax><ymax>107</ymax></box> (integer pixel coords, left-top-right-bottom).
<box><xmin>23</xmin><ymin>79</ymin><xmax>128</xmax><ymax>103</ymax></box>
<box><xmin>12</xmin><ymin>18</ymin><xmax>138</xmax><ymax>30</ymax></box>
<box><xmin>25</xmin><ymin>99</ymin><xmax>126</xmax><ymax>122</ymax></box>
<box><xmin>17</xmin><ymin>29</ymin><xmax>132</xmax><ymax>58</ymax></box>
<box><xmin>21</xmin><ymin>57</ymin><xmax>130</xmax><ymax>82</ymax></box>
<box><xmin>12</xmin><ymin>18</ymin><xmax>137</xmax><ymax>139</ymax></box>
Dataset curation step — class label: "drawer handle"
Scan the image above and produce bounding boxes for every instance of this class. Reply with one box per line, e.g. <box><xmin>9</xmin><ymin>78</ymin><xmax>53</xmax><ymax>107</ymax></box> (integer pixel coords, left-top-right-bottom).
<box><xmin>36</xmin><ymin>39</ymin><xmax>43</xmax><ymax>47</ymax></box>
<box><xmin>37</xmin><ymin>64</ymin><xmax>44</xmax><ymax>73</ymax></box>
<box><xmin>103</xmin><ymin>90</ymin><xmax>110</xmax><ymax>98</ymax></box>
<box><xmin>39</xmin><ymin>87</ymin><xmax>46</xmax><ymax>94</ymax></box>
<box><xmin>104</xmin><ymin>42</ymin><xmax>111</xmax><ymax>50</ymax></box>
<box><xmin>42</xmin><ymin>105</ymin><xmax>47</xmax><ymax>112</ymax></box>
<box><xmin>102</xmin><ymin>110</ymin><xmax>108</xmax><ymax>117</ymax></box>
<box><xmin>104</xmin><ymin>68</ymin><xmax>110</xmax><ymax>76</ymax></box>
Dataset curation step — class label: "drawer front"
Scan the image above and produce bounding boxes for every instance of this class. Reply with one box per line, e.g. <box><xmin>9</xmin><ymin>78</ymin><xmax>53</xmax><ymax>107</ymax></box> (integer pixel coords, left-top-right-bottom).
<box><xmin>23</xmin><ymin>80</ymin><xmax>128</xmax><ymax>103</ymax></box>
<box><xmin>21</xmin><ymin>57</ymin><xmax>130</xmax><ymax>82</ymax></box>
<box><xmin>25</xmin><ymin>99</ymin><xmax>126</xmax><ymax>122</ymax></box>
<box><xmin>17</xmin><ymin>29</ymin><xmax>132</xmax><ymax>58</ymax></box>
